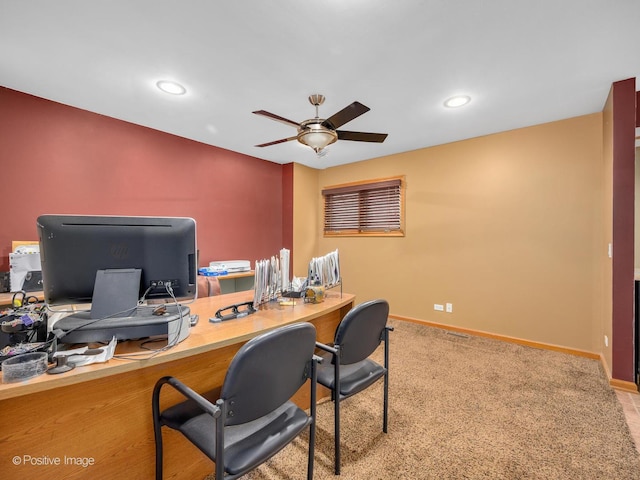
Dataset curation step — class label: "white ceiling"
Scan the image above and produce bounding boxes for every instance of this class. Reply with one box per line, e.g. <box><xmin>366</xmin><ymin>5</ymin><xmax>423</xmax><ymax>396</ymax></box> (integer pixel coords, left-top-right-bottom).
<box><xmin>1</xmin><ymin>1</ymin><xmax>639</xmax><ymax>169</ymax></box>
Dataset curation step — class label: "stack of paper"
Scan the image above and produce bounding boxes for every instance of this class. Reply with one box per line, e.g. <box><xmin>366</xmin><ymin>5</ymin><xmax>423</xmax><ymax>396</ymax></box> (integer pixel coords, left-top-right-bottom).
<box><xmin>308</xmin><ymin>249</ymin><xmax>340</xmax><ymax>287</ymax></box>
<box><xmin>280</xmin><ymin>248</ymin><xmax>290</xmax><ymax>292</ymax></box>
<box><xmin>253</xmin><ymin>254</ymin><xmax>282</xmax><ymax>308</ymax></box>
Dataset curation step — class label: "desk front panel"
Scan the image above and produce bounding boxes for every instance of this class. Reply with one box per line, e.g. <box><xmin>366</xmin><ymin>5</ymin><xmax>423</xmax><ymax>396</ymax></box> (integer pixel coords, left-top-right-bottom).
<box><xmin>0</xmin><ymin>292</ymin><xmax>354</xmax><ymax>480</ymax></box>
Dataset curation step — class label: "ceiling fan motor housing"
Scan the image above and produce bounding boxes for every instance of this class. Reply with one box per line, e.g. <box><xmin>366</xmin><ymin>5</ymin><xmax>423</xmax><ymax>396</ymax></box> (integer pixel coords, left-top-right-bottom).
<box><xmin>298</xmin><ymin>119</ymin><xmax>337</xmax><ymax>153</ymax></box>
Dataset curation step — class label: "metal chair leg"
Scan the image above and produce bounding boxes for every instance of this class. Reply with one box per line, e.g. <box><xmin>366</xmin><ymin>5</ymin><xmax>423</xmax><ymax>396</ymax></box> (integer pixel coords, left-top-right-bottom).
<box><xmin>152</xmin><ymin>382</ymin><xmax>164</xmax><ymax>480</ymax></box>
<box><xmin>335</xmin><ymin>395</ymin><xmax>341</xmax><ymax>475</ymax></box>
<box><xmin>383</xmin><ymin>327</ymin><xmax>391</xmax><ymax>433</ymax></box>
<box><xmin>383</xmin><ymin>371</ymin><xmax>389</xmax><ymax>433</ymax></box>
<box><xmin>154</xmin><ymin>429</ymin><xmax>163</xmax><ymax>480</ymax></box>
<box><xmin>308</xmin><ymin>358</ymin><xmax>318</xmax><ymax>480</ymax></box>
<box><xmin>334</xmin><ymin>349</ymin><xmax>341</xmax><ymax>475</ymax></box>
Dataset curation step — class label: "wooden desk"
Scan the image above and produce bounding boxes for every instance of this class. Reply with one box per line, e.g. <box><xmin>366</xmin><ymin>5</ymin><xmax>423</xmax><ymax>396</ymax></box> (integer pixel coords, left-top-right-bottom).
<box><xmin>0</xmin><ymin>291</ymin><xmax>354</xmax><ymax>479</ymax></box>
<box><xmin>0</xmin><ymin>290</ymin><xmax>44</xmax><ymax>307</ymax></box>
<box><xmin>216</xmin><ymin>270</ymin><xmax>255</xmax><ymax>294</ymax></box>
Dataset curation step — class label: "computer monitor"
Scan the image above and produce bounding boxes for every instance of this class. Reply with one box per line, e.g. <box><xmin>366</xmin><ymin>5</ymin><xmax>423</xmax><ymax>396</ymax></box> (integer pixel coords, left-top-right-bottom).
<box><xmin>36</xmin><ymin>215</ymin><xmax>197</xmax><ymax>313</ymax></box>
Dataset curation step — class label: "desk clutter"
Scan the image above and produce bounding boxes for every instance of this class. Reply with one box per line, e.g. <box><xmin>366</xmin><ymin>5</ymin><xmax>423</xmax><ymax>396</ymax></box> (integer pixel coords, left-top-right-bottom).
<box><xmin>8</xmin><ymin>242</ymin><xmax>42</xmax><ymax>292</ymax></box>
<box><xmin>210</xmin><ymin>301</ymin><xmax>256</xmax><ymax>322</ymax></box>
<box><xmin>308</xmin><ymin>249</ymin><xmax>341</xmax><ymax>288</ymax></box>
<box><xmin>253</xmin><ymin>249</ymin><xmax>289</xmax><ymax>306</ymax></box>
<box><xmin>2</xmin><ymin>351</ymin><xmax>48</xmax><ymax>383</ymax></box>
<box><xmin>252</xmin><ymin>248</ymin><xmax>341</xmax><ymax>308</ymax></box>
<box><xmin>0</xmin><ymin>291</ymin><xmax>120</xmax><ymax>382</ymax></box>
<box><xmin>1</xmin><ymin>241</ymin><xmax>342</xmax><ymax>384</ymax></box>
<box><xmin>0</xmin><ymin>292</ymin><xmax>48</xmax><ymax>364</ymax></box>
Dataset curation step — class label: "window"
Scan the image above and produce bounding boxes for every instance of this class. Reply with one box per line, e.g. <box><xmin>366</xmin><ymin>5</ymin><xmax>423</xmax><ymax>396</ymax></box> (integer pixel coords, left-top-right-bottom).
<box><xmin>322</xmin><ymin>176</ymin><xmax>405</xmax><ymax>236</ymax></box>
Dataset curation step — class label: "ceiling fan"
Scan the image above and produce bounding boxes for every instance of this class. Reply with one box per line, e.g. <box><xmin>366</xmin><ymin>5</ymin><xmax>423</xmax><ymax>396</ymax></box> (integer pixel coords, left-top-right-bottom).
<box><xmin>253</xmin><ymin>94</ymin><xmax>388</xmax><ymax>155</ymax></box>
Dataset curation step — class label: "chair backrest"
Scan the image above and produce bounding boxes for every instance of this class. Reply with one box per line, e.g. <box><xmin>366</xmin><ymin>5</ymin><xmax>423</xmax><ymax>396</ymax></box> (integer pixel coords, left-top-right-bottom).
<box><xmin>220</xmin><ymin>322</ymin><xmax>316</xmax><ymax>426</ymax></box>
<box><xmin>334</xmin><ymin>299</ymin><xmax>389</xmax><ymax>365</ymax></box>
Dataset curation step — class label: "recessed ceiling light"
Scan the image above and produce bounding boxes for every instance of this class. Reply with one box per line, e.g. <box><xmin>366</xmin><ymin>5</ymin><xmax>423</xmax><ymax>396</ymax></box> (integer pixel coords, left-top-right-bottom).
<box><xmin>444</xmin><ymin>95</ymin><xmax>471</xmax><ymax>108</ymax></box>
<box><xmin>156</xmin><ymin>80</ymin><xmax>186</xmax><ymax>95</ymax></box>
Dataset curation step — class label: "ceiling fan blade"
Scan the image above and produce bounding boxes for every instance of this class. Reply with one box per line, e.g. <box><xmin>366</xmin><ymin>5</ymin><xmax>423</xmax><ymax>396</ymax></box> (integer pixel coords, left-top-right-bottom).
<box><xmin>336</xmin><ymin>130</ymin><xmax>388</xmax><ymax>143</ymax></box>
<box><xmin>252</xmin><ymin>110</ymin><xmax>300</xmax><ymax>128</ymax></box>
<box><xmin>322</xmin><ymin>101</ymin><xmax>370</xmax><ymax>129</ymax></box>
<box><xmin>255</xmin><ymin>136</ymin><xmax>298</xmax><ymax>148</ymax></box>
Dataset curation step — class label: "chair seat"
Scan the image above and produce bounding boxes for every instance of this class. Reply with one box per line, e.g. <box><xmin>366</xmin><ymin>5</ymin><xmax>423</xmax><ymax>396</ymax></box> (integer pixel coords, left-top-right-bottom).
<box><xmin>162</xmin><ymin>398</ymin><xmax>311</xmax><ymax>476</ymax></box>
<box><xmin>317</xmin><ymin>352</ymin><xmax>387</xmax><ymax>398</ymax></box>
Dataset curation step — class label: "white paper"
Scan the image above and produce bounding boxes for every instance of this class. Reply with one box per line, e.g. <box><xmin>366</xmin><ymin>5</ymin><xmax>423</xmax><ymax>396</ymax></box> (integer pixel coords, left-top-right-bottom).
<box><xmin>280</xmin><ymin>248</ymin><xmax>290</xmax><ymax>292</ymax></box>
<box><xmin>9</xmin><ymin>252</ymin><xmax>42</xmax><ymax>291</ymax></box>
<box><xmin>53</xmin><ymin>336</ymin><xmax>117</xmax><ymax>366</ymax></box>
<box><xmin>307</xmin><ymin>249</ymin><xmax>340</xmax><ymax>287</ymax></box>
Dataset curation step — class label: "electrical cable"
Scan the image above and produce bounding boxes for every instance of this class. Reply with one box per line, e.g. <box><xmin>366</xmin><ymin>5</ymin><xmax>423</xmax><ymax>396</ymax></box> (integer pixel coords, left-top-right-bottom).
<box><xmin>112</xmin><ymin>283</ymin><xmax>187</xmax><ymax>360</ymax></box>
<box><xmin>6</xmin><ymin>284</ymin><xmax>189</xmax><ymax>362</ymax></box>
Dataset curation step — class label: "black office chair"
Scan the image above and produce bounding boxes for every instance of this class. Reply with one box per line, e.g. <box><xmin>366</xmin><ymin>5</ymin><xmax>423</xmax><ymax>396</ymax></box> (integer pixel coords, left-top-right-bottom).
<box><xmin>315</xmin><ymin>299</ymin><xmax>393</xmax><ymax>475</ymax></box>
<box><xmin>152</xmin><ymin>322</ymin><xmax>320</xmax><ymax>480</ymax></box>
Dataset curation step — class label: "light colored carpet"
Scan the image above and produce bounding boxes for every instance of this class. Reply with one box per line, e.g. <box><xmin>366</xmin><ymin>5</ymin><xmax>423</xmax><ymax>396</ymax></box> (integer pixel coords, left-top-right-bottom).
<box><xmin>204</xmin><ymin>320</ymin><xmax>640</xmax><ymax>479</ymax></box>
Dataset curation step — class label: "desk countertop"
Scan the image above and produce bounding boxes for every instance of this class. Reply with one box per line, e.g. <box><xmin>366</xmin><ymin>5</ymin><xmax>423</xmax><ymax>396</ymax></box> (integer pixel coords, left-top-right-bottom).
<box><xmin>0</xmin><ymin>290</ymin><xmax>355</xmax><ymax>480</ymax></box>
<box><xmin>0</xmin><ymin>290</ymin><xmax>44</xmax><ymax>307</ymax></box>
<box><xmin>214</xmin><ymin>270</ymin><xmax>254</xmax><ymax>279</ymax></box>
<box><xmin>0</xmin><ymin>290</ymin><xmax>354</xmax><ymax>401</ymax></box>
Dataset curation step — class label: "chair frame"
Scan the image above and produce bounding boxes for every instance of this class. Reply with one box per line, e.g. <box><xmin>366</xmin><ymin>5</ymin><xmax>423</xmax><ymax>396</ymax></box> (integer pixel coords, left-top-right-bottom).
<box><xmin>152</xmin><ymin>324</ymin><xmax>320</xmax><ymax>480</ymax></box>
<box><xmin>315</xmin><ymin>299</ymin><xmax>393</xmax><ymax>475</ymax></box>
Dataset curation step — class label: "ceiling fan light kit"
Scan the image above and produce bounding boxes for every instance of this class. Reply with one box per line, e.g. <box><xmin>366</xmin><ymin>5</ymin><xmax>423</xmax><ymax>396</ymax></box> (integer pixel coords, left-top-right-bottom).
<box><xmin>253</xmin><ymin>94</ymin><xmax>388</xmax><ymax>156</ymax></box>
<box><xmin>298</xmin><ymin>121</ymin><xmax>338</xmax><ymax>153</ymax></box>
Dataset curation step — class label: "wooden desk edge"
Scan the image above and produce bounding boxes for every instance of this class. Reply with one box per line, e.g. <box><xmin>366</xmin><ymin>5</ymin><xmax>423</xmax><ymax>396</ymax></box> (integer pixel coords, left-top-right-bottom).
<box><xmin>0</xmin><ymin>291</ymin><xmax>355</xmax><ymax>400</ymax></box>
<box><xmin>0</xmin><ymin>290</ymin><xmax>45</xmax><ymax>306</ymax></box>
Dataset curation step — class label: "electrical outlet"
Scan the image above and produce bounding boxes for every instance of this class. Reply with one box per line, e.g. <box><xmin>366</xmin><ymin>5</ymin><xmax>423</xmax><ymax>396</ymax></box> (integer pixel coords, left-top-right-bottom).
<box><xmin>446</xmin><ymin>303</ymin><xmax>453</xmax><ymax>313</ymax></box>
<box><xmin>434</xmin><ymin>304</ymin><xmax>444</xmax><ymax>311</ymax></box>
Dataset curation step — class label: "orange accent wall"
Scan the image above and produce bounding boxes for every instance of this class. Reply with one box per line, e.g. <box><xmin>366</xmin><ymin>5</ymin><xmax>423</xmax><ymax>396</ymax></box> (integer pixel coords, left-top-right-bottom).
<box><xmin>0</xmin><ymin>87</ymin><xmax>289</xmax><ymax>271</ymax></box>
<box><xmin>306</xmin><ymin>114</ymin><xmax>606</xmax><ymax>355</ymax></box>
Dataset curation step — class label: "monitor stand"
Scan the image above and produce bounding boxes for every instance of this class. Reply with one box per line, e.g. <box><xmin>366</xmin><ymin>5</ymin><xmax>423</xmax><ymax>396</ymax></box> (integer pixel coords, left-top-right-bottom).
<box><xmin>53</xmin><ymin>268</ymin><xmax>191</xmax><ymax>345</ymax></box>
<box><xmin>91</xmin><ymin>268</ymin><xmax>141</xmax><ymax>319</ymax></box>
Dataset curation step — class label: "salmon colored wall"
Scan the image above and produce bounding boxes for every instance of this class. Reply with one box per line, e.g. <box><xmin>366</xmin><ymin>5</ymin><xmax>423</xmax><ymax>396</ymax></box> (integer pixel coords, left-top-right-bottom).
<box><xmin>610</xmin><ymin>78</ymin><xmax>636</xmax><ymax>382</ymax></box>
<box><xmin>281</xmin><ymin>162</ymin><xmax>294</xmax><ymax>279</ymax></box>
<box><xmin>302</xmin><ymin>114</ymin><xmax>605</xmax><ymax>353</ymax></box>
<box><xmin>635</xmin><ymin>148</ymin><xmax>640</xmax><ymax>271</ymax></box>
<box><xmin>0</xmin><ymin>87</ymin><xmax>287</xmax><ymax>271</ymax></box>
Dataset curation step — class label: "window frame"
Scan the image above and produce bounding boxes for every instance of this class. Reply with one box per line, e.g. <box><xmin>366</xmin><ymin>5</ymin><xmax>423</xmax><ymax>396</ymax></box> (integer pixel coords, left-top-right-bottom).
<box><xmin>322</xmin><ymin>176</ymin><xmax>405</xmax><ymax>237</ymax></box>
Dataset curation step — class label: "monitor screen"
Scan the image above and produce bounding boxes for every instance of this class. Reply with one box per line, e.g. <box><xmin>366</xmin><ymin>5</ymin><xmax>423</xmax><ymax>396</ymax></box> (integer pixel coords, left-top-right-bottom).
<box><xmin>36</xmin><ymin>215</ymin><xmax>197</xmax><ymax>312</ymax></box>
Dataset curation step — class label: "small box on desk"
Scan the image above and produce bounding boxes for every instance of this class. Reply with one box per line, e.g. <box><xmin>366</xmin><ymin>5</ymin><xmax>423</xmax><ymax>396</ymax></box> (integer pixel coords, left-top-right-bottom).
<box><xmin>9</xmin><ymin>252</ymin><xmax>42</xmax><ymax>292</ymax></box>
<box><xmin>209</xmin><ymin>260</ymin><xmax>251</xmax><ymax>273</ymax></box>
<box><xmin>198</xmin><ymin>267</ymin><xmax>227</xmax><ymax>276</ymax></box>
